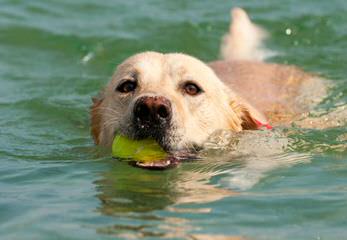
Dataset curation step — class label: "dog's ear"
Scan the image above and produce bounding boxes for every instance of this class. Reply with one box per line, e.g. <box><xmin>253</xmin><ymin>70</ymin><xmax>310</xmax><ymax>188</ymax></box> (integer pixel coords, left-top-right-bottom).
<box><xmin>90</xmin><ymin>94</ymin><xmax>104</xmax><ymax>145</ymax></box>
<box><xmin>229</xmin><ymin>100</ymin><xmax>259</xmax><ymax>130</ymax></box>
<box><xmin>240</xmin><ymin>107</ymin><xmax>260</xmax><ymax>130</ymax></box>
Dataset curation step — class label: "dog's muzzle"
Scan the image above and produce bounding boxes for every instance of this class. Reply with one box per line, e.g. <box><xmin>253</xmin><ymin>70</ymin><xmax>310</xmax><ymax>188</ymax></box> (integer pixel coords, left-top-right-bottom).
<box><xmin>132</xmin><ymin>96</ymin><xmax>172</xmax><ymax>139</ymax></box>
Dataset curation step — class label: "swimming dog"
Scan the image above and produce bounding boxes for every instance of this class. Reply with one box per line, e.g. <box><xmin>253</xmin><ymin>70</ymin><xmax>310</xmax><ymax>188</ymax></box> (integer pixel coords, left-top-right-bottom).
<box><xmin>90</xmin><ymin>8</ymin><xmax>327</xmax><ymax>152</ymax></box>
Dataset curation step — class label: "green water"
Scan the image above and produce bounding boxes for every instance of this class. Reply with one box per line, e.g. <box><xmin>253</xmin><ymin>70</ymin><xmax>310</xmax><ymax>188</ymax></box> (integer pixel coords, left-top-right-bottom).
<box><xmin>1</xmin><ymin>1</ymin><xmax>346</xmax><ymax>239</ymax></box>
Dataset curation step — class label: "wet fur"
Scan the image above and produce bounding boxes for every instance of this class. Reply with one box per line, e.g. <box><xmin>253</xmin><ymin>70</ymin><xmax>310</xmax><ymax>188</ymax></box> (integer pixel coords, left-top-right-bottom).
<box><xmin>90</xmin><ymin>8</ymin><xmax>327</xmax><ymax>149</ymax></box>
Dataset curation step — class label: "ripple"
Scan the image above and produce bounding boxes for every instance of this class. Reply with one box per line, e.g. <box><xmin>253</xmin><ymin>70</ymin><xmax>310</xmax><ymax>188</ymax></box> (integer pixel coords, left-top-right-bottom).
<box><xmin>1</xmin><ymin>1</ymin><xmax>347</xmax><ymax>239</ymax></box>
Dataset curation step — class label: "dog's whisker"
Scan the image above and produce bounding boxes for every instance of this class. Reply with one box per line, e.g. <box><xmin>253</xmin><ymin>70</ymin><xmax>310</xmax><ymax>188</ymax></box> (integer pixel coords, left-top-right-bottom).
<box><xmin>102</xmin><ymin>117</ymin><xmax>121</xmax><ymax>129</ymax></box>
<box><xmin>103</xmin><ymin>116</ymin><xmax>119</xmax><ymax>126</ymax></box>
<box><xmin>92</xmin><ymin>111</ymin><xmax>115</xmax><ymax>117</ymax></box>
<box><xmin>97</xmin><ymin>106</ymin><xmax>122</xmax><ymax>114</ymax></box>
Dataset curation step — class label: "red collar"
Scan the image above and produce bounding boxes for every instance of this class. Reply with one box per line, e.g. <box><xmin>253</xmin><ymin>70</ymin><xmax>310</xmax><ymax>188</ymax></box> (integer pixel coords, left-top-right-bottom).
<box><xmin>255</xmin><ymin>119</ymin><xmax>273</xmax><ymax>130</ymax></box>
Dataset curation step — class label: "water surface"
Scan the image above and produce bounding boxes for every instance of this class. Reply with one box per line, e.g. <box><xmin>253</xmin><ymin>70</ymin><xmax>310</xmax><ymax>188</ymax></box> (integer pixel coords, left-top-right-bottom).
<box><xmin>0</xmin><ymin>1</ymin><xmax>346</xmax><ymax>239</ymax></box>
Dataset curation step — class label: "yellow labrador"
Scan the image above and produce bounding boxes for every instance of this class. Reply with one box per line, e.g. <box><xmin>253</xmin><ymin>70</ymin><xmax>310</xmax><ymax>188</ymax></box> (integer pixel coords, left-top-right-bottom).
<box><xmin>90</xmin><ymin>8</ymin><xmax>326</xmax><ymax>153</ymax></box>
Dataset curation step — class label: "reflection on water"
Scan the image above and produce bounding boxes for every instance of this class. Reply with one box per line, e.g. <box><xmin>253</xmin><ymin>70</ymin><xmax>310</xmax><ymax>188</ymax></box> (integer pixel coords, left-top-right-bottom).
<box><xmin>95</xmin><ymin>162</ymin><xmax>201</xmax><ymax>238</ymax></box>
<box><xmin>1</xmin><ymin>0</ymin><xmax>346</xmax><ymax>239</ymax></box>
<box><xmin>94</xmin><ymin>129</ymin><xmax>312</xmax><ymax>239</ymax></box>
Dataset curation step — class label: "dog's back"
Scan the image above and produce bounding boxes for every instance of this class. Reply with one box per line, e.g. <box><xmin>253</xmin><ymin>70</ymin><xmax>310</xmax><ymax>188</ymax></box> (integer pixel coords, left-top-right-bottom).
<box><xmin>211</xmin><ymin>8</ymin><xmax>326</xmax><ymax>125</ymax></box>
<box><xmin>209</xmin><ymin>60</ymin><xmax>320</xmax><ymax>124</ymax></box>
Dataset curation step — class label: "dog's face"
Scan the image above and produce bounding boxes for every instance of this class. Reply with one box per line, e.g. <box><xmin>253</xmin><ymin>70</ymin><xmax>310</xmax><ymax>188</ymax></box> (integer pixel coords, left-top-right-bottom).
<box><xmin>91</xmin><ymin>52</ymin><xmax>258</xmax><ymax>151</ymax></box>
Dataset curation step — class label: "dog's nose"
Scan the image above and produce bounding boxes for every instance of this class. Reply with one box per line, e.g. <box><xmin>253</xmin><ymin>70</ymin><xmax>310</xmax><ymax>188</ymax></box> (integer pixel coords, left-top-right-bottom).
<box><xmin>134</xmin><ymin>96</ymin><xmax>172</xmax><ymax>125</ymax></box>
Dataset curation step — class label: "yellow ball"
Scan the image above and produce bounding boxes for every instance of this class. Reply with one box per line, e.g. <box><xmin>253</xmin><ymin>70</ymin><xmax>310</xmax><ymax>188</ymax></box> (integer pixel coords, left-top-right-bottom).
<box><xmin>112</xmin><ymin>135</ymin><xmax>167</xmax><ymax>163</ymax></box>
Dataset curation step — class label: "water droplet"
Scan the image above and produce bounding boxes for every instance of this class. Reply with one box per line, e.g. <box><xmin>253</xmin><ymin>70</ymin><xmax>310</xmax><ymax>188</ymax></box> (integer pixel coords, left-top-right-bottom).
<box><xmin>82</xmin><ymin>52</ymin><xmax>94</xmax><ymax>64</ymax></box>
<box><xmin>285</xmin><ymin>28</ymin><xmax>292</xmax><ymax>35</ymax></box>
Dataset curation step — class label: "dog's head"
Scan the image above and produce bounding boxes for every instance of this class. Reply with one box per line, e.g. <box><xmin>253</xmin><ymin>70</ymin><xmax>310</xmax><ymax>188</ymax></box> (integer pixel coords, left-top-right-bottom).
<box><xmin>91</xmin><ymin>52</ymin><xmax>259</xmax><ymax>151</ymax></box>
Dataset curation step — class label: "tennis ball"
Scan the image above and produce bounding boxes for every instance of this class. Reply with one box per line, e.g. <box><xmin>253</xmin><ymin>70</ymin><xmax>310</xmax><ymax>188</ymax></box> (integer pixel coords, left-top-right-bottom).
<box><xmin>112</xmin><ymin>135</ymin><xmax>167</xmax><ymax>162</ymax></box>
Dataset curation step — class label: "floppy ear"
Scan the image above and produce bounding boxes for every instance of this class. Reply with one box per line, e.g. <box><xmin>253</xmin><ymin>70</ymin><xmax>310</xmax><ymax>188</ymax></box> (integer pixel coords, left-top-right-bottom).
<box><xmin>240</xmin><ymin>107</ymin><xmax>260</xmax><ymax>130</ymax></box>
<box><xmin>90</xmin><ymin>94</ymin><xmax>104</xmax><ymax>145</ymax></box>
<box><xmin>229</xmin><ymin>100</ymin><xmax>259</xmax><ymax>130</ymax></box>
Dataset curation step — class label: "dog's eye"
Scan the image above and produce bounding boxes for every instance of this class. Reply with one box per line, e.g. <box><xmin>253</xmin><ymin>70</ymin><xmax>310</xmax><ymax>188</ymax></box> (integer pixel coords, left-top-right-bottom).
<box><xmin>116</xmin><ymin>80</ymin><xmax>137</xmax><ymax>93</ymax></box>
<box><xmin>183</xmin><ymin>82</ymin><xmax>202</xmax><ymax>96</ymax></box>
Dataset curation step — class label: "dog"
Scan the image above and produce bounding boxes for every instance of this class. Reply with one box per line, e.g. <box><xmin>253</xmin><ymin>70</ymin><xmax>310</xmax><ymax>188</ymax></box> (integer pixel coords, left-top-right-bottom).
<box><xmin>90</xmin><ymin>8</ymin><xmax>327</xmax><ymax>152</ymax></box>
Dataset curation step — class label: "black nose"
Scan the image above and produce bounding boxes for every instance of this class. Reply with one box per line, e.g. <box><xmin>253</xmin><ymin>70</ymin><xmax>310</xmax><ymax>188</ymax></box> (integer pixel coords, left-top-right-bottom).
<box><xmin>134</xmin><ymin>96</ymin><xmax>172</xmax><ymax>126</ymax></box>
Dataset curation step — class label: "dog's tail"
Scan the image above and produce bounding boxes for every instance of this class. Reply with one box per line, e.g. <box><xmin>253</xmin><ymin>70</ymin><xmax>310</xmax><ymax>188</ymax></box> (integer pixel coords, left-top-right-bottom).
<box><xmin>220</xmin><ymin>8</ymin><xmax>272</xmax><ymax>61</ymax></box>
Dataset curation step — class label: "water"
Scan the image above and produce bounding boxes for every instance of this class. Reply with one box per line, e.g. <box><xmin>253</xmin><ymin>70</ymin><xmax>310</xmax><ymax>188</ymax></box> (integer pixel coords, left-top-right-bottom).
<box><xmin>0</xmin><ymin>0</ymin><xmax>346</xmax><ymax>239</ymax></box>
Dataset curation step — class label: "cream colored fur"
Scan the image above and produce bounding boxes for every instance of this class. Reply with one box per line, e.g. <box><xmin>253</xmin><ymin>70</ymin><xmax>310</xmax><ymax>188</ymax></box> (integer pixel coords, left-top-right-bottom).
<box><xmin>91</xmin><ymin>7</ymin><xmax>331</xmax><ymax>150</ymax></box>
<box><xmin>93</xmin><ymin>52</ymin><xmax>260</xmax><ymax>149</ymax></box>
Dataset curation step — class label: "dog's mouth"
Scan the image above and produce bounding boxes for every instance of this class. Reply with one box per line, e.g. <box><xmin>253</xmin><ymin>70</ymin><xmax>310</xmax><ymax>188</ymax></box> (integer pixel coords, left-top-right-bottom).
<box><xmin>115</xmin><ymin>122</ymin><xmax>200</xmax><ymax>169</ymax></box>
<box><xmin>132</xmin><ymin>123</ymin><xmax>174</xmax><ymax>152</ymax></box>
<box><xmin>131</xmin><ymin>156</ymin><xmax>178</xmax><ymax>169</ymax></box>
<box><xmin>130</xmin><ymin>150</ymin><xmax>199</xmax><ymax>170</ymax></box>
<box><xmin>114</xmin><ymin>135</ymin><xmax>199</xmax><ymax>170</ymax></box>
